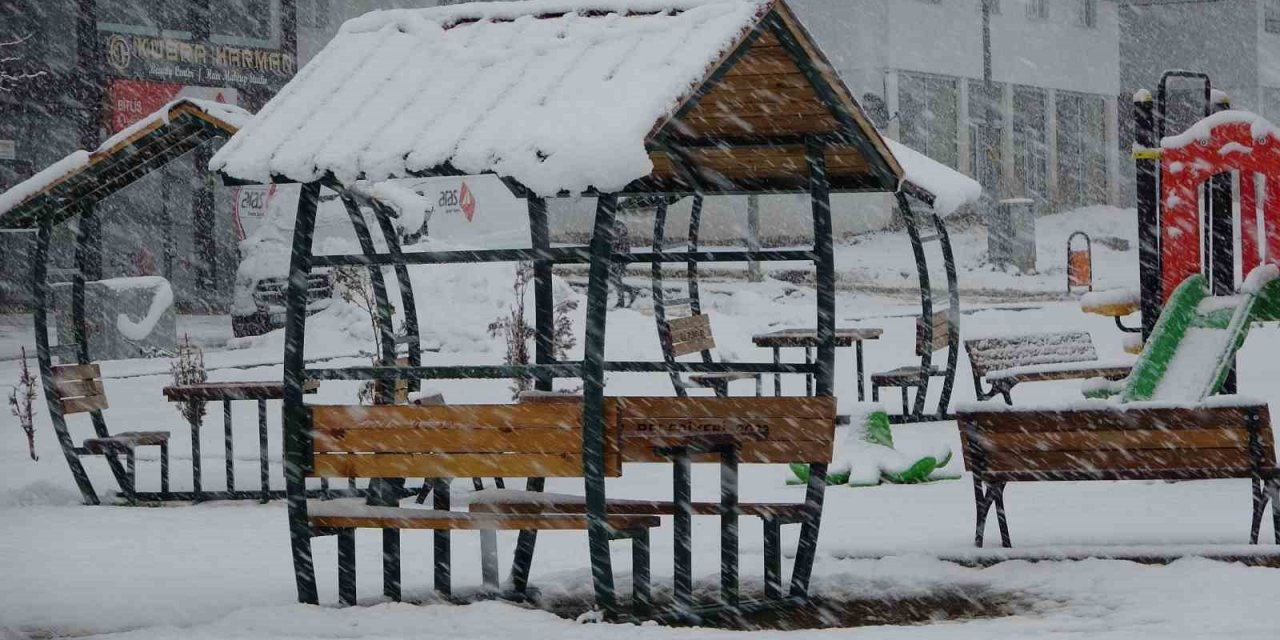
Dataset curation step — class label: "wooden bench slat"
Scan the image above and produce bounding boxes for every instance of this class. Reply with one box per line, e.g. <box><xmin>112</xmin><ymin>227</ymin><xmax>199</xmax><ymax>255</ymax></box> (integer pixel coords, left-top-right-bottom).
<box><xmin>982</xmin><ymin>448</ymin><xmax>1258</xmax><ymax>475</ymax></box>
<box><xmin>310</xmin><ymin>452</ymin><xmax>616</xmax><ymax>479</ymax></box>
<box><xmin>989</xmin><ymin>365</ymin><xmax>1132</xmax><ymax>384</ymax></box>
<box><xmin>616</xmin><ymin>396</ymin><xmax>836</xmax><ymax>420</ymax></box>
<box><xmin>963</xmin><ymin>407</ymin><xmax>1270</xmax><ymax>434</ymax></box>
<box><xmin>55</xmin><ymin>379</ymin><xmax>104</xmax><ymax>399</ymax></box>
<box><xmin>467</xmin><ymin>490</ymin><xmax>808</xmax><ymax>520</ymax></box>
<box><xmin>311</xmin><ymin>403</ymin><xmax>592</xmax><ymax>431</ymax></box>
<box><xmin>669</xmin><ymin>314</ymin><xmax>715</xmax><ymax>357</ymax></box>
<box><xmin>314</xmin><ymin>427</ymin><xmax>584</xmax><ymax>454</ymax></box>
<box><xmin>621</xmin><ymin>439</ymin><xmax>833</xmax><ymax>464</ymax></box>
<box><xmin>974</xmin><ymin>428</ymin><xmax>1252</xmax><ymax>452</ymax></box>
<box><xmin>307</xmin><ymin>503</ymin><xmax>659</xmax><ymax>531</ymax></box>
<box><xmin>51</xmin><ymin>363</ymin><xmax>101</xmax><ymax>383</ymax></box>
<box><xmin>83</xmin><ymin>431</ymin><xmax>170</xmax><ymax>453</ymax></box>
<box><xmin>62</xmin><ymin>394</ymin><xmax>109</xmax><ymax>414</ymax></box>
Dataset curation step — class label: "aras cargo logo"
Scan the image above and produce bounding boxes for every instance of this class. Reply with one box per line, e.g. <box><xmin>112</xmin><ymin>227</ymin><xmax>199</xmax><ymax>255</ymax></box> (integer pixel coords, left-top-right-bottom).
<box><xmin>459</xmin><ymin>182</ymin><xmax>476</xmax><ymax>221</ymax></box>
<box><xmin>438</xmin><ymin>181</ymin><xmax>477</xmax><ymax>222</ymax></box>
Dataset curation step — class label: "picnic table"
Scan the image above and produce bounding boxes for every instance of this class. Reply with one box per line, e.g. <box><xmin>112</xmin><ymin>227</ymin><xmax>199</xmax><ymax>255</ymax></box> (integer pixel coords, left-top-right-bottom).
<box><xmin>162</xmin><ymin>380</ymin><xmax>316</xmax><ymax>502</ymax></box>
<box><xmin>752</xmin><ymin>327</ymin><xmax>883</xmax><ymax>400</ymax></box>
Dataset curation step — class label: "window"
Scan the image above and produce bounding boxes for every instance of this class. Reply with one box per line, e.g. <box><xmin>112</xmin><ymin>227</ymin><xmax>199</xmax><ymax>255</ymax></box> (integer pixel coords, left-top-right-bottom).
<box><xmin>1027</xmin><ymin>0</ymin><xmax>1049</xmax><ymax>21</ymax></box>
<box><xmin>1080</xmin><ymin>0</ymin><xmax>1097</xmax><ymax>28</ymax></box>
<box><xmin>1268</xmin><ymin>0</ymin><xmax>1280</xmax><ymax>34</ymax></box>
<box><xmin>1056</xmin><ymin>92</ymin><xmax>1108</xmax><ymax>208</ymax></box>
<box><xmin>1013</xmin><ymin>86</ymin><xmax>1048</xmax><ymax>205</ymax></box>
<box><xmin>968</xmin><ymin>80</ymin><xmax>1003</xmax><ymax>195</ymax></box>
<box><xmin>899</xmin><ymin>73</ymin><xmax>960</xmax><ymax>170</ymax></box>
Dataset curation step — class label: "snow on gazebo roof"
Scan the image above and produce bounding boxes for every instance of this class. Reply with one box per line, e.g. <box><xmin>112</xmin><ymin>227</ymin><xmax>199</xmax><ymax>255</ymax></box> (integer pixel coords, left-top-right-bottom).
<box><xmin>211</xmin><ymin>0</ymin><xmax>903</xmax><ymax>197</ymax></box>
<box><xmin>886</xmin><ymin>139</ymin><xmax>982</xmax><ymax>217</ymax></box>
<box><xmin>0</xmin><ymin>99</ymin><xmax>249</xmax><ymax>229</ymax></box>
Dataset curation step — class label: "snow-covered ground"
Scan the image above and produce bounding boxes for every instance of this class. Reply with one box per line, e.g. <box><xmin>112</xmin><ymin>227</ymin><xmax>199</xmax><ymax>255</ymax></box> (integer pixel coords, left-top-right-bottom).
<box><xmin>835</xmin><ymin>205</ymin><xmax>1138</xmax><ymax>296</ymax></box>
<box><xmin>2</xmin><ymin>206</ymin><xmax>1277</xmax><ymax>639</ymax></box>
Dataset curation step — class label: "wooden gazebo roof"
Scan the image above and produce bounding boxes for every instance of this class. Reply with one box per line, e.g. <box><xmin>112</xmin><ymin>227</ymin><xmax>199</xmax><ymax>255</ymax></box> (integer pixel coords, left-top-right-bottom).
<box><xmin>212</xmin><ymin>0</ymin><xmax>903</xmax><ymax>197</ymax></box>
<box><xmin>0</xmin><ymin>100</ymin><xmax>248</xmax><ymax>230</ymax></box>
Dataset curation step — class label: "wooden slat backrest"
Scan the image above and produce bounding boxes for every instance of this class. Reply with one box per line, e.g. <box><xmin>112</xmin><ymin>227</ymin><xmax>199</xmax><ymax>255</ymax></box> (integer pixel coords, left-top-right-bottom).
<box><xmin>964</xmin><ymin>331</ymin><xmax>1097</xmax><ymax>377</ymax></box>
<box><xmin>50</xmin><ymin>363</ymin><xmax>108</xmax><ymax>414</ymax></box>
<box><xmin>959</xmin><ymin>405</ymin><xmax>1276</xmax><ymax>481</ymax></box>
<box><xmin>914</xmin><ymin>309</ymin><xmax>950</xmax><ymax>357</ymax></box>
<box><xmin>308</xmin><ymin>403</ymin><xmax>621</xmax><ymax>479</ymax></box>
<box><xmin>669</xmin><ymin>314</ymin><xmax>716</xmax><ymax>358</ymax></box>
<box><xmin>614</xmin><ymin>396</ymin><xmax>835</xmax><ymax>464</ymax></box>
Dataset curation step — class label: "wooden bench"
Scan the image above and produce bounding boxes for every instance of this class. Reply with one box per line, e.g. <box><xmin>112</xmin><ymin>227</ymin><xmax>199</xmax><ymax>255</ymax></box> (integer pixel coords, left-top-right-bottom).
<box><xmin>55</xmin><ymin>363</ymin><xmax>169</xmax><ymax>504</ymax></box>
<box><xmin>302</xmin><ymin>402</ymin><xmax>658</xmax><ymax>610</ymax></box>
<box><xmin>964</xmin><ymin>331</ymin><xmax>1131</xmax><ymax>404</ymax></box>
<box><xmin>958</xmin><ymin>403</ymin><xmax>1280</xmax><ymax>547</ymax></box>
<box><xmin>870</xmin><ymin>309</ymin><xmax>951</xmax><ymax>415</ymax></box>
<box><xmin>471</xmin><ymin>394</ymin><xmax>835</xmax><ymax>601</ymax></box>
<box><xmin>665</xmin><ymin>312</ymin><xmax>761</xmax><ymax>397</ymax></box>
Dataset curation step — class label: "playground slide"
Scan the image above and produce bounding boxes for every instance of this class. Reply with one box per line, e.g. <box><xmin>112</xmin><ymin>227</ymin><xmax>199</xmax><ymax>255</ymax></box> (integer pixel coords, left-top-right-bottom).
<box><xmin>1121</xmin><ymin>266</ymin><xmax>1280</xmax><ymax>403</ymax></box>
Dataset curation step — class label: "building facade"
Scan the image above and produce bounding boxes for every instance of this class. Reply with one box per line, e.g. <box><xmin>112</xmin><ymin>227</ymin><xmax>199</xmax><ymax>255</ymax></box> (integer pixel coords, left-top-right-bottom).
<box><xmin>794</xmin><ymin>0</ymin><xmax>1123</xmax><ymax>215</ymax></box>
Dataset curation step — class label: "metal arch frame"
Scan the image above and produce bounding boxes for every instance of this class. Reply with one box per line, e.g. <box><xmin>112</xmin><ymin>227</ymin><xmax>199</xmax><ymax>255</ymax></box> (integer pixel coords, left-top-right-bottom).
<box><xmin>887</xmin><ymin>189</ymin><xmax>961</xmax><ymax>424</ymax></box>
<box><xmin>281</xmin><ymin>162</ymin><xmax>841</xmax><ymax>615</ymax></box>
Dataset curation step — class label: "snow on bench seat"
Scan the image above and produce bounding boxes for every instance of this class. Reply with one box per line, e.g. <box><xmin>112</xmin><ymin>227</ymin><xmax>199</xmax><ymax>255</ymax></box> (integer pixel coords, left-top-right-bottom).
<box><xmin>984</xmin><ymin>358</ymin><xmax>1134</xmax><ymax>382</ymax></box>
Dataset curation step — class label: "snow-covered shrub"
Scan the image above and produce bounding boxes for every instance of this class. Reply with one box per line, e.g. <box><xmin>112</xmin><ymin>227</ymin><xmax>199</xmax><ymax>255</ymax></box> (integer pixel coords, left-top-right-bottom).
<box><xmin>169</xmin><ymin>335</ymin><xmax>207</xmax><ymax>425</ymax></box>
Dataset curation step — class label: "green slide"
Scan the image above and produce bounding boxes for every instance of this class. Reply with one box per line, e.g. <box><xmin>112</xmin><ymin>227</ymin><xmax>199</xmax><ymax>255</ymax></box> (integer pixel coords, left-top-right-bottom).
<box><xmin>1119</xmin><ymin>266</ymin><xmax>1280</xmax><ymax>403</ymax></box>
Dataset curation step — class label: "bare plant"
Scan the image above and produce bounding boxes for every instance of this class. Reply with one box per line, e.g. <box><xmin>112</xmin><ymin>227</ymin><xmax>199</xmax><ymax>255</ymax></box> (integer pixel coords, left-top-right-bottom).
<box><xmin>489</xmin><ymin>263</ymin><xmax>578</xmax><ymax>399</ymax></box>
<box><xmin>8</xmin><ymin>347</ymin><xmax>38</xmax><ymax>461</ymax></box>
<box><xmin>0</xmin><ymin>34</ymin><xmax>45</xmax><ymax>93</ymax></box>
<box><xmin>332</xmin><ymin>265</ymin><xmax>397</xmax><ymax>357</ymax></box>
<box><xmin>169</xmin><ymin>335</ymin><xmax>207</xmax><ymax>425</ymax></box>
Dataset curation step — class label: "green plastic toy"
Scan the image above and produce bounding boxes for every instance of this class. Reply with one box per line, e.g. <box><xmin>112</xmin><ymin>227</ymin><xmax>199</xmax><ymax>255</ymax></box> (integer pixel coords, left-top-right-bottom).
<box><xmin>788</xmin><ymin>407</ymin><xmax>957</xmax><ymax>487</ymax></box>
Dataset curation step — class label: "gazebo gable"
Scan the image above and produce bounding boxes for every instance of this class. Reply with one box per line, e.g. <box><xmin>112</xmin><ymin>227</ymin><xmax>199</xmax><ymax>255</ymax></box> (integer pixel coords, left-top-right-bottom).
<box><xmin>644</xmin><ymin>1</ymin><xmax>902</xmax><ymax>194</ymax></box>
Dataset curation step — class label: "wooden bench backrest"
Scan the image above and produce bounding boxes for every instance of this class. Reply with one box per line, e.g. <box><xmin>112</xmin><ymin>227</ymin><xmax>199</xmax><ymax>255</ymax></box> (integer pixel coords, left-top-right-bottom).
<box><xmin>308</xmin><ymin>403</ymin><xmax>622</xmax><ymax>479</ymax></box>
<box><xmin>915</xmin><ymin>309</ymin><xmax>950</xmax><ymax>357</ymax></box>
<box><xmin>959</xmin><ymin>405</ymin><xmax>1276</xmax><ymax>481</ymax></box>
<box><xmin>614</xmin><ymin>396</ymin><xmax>836</xmax><ymax>464</ymax></box>
<box><xmin>964</xmin><ymin>331</ymin><xmax>1096</xmax><ymax>377</ymax></box>
<box><xmin>668</xmin><ymin>314</ymin><xmax>716</xmax><ymax>358</ymax></box>
<box><xmin>50</xmin><ymin>363</ymin><xmax>108</xmax><ymax>414</ymax></box>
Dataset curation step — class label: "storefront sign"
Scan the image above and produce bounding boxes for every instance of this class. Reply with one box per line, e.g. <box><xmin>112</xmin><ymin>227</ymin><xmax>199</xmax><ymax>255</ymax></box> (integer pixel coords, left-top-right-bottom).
<box><xmin>232</xmin><ymin>184</ymin><xmax>278</xmax><ymax>241</ymax></box>
<box><xmin>103</xmin><ymin>33</ymin><xmax>294</xmax><ymax>87</ymax></box>
<box><xmin>108</xmin><ymin>79</ymin><xmax>239</xmax><ymax>132</ymax></box>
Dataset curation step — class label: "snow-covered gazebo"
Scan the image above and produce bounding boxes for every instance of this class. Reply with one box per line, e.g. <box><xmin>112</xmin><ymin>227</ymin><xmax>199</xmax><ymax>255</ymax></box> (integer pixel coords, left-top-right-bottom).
<box><xmin>211</xmin><ymin>0</ymin><xmax>915</xmax><ymax>619</ymax></box>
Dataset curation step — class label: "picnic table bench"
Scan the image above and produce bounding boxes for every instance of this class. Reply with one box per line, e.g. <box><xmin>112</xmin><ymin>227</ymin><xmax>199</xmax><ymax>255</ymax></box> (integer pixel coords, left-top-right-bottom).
<box><xmin>302</xmin><ymin>402</ymin><xmax>657</xmax><ymax>611</ymax></box>
<box><xmin>472</xmin><ymin>393</ymin><xmax>835</xmax><ymax>608</ymax></box>
<box><xmin>958</xmin><ymin>403</ymin><xmax>1280</xmax><ymax>547</ymax></box>
<box><xmin>964</xmin><ymin>331</ymin><xmax>1131</xmax><ymax>404</ymax></box>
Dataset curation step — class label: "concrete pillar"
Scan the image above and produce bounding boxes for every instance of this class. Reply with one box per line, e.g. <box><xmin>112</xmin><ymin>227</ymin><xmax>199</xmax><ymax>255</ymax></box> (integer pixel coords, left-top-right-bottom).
<box><xmin>884</xmin><ymin>69</ymin><xmax>901</xmax><ymax>140</ymax></box>
<box><xmin>1001</xmin><ymin>83</ymin><xmax>1016</xmax><ymax>199</ymax></box>
<box><xmin>747</xmin><ymin>195</ymin><xmax>762</xmax><ymax>282</ymax></box>
<box><xmin>1045</xmin><ymin>88</ymin><xmax>1059</xmax><ymax>210</ymax></box>
<box><xmin>958</xmin><ymin>79</ymin><xmax>972</xmax><ymax>177</ymax></box>
<box><xmin>1104</xmin><ymin>94</ymin><xmax>1121</xmax><ymax>206</ymax></box>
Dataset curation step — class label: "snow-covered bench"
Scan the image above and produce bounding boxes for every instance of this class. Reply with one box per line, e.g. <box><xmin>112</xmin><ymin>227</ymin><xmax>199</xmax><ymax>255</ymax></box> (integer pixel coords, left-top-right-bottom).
<box><xmin>964</xmin><ymin>331</ymin><xmax>1131</xmax><ymax>404</ymax></box>
<box><xmin>957</xmin><ymin>402</ymin><xmax>1280</xmax><ymax>547</ymax></box>
<box><xmin>302</xmin><ymin>403</ymin><xmax>658</xmax><ymax>610</ymax></box>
